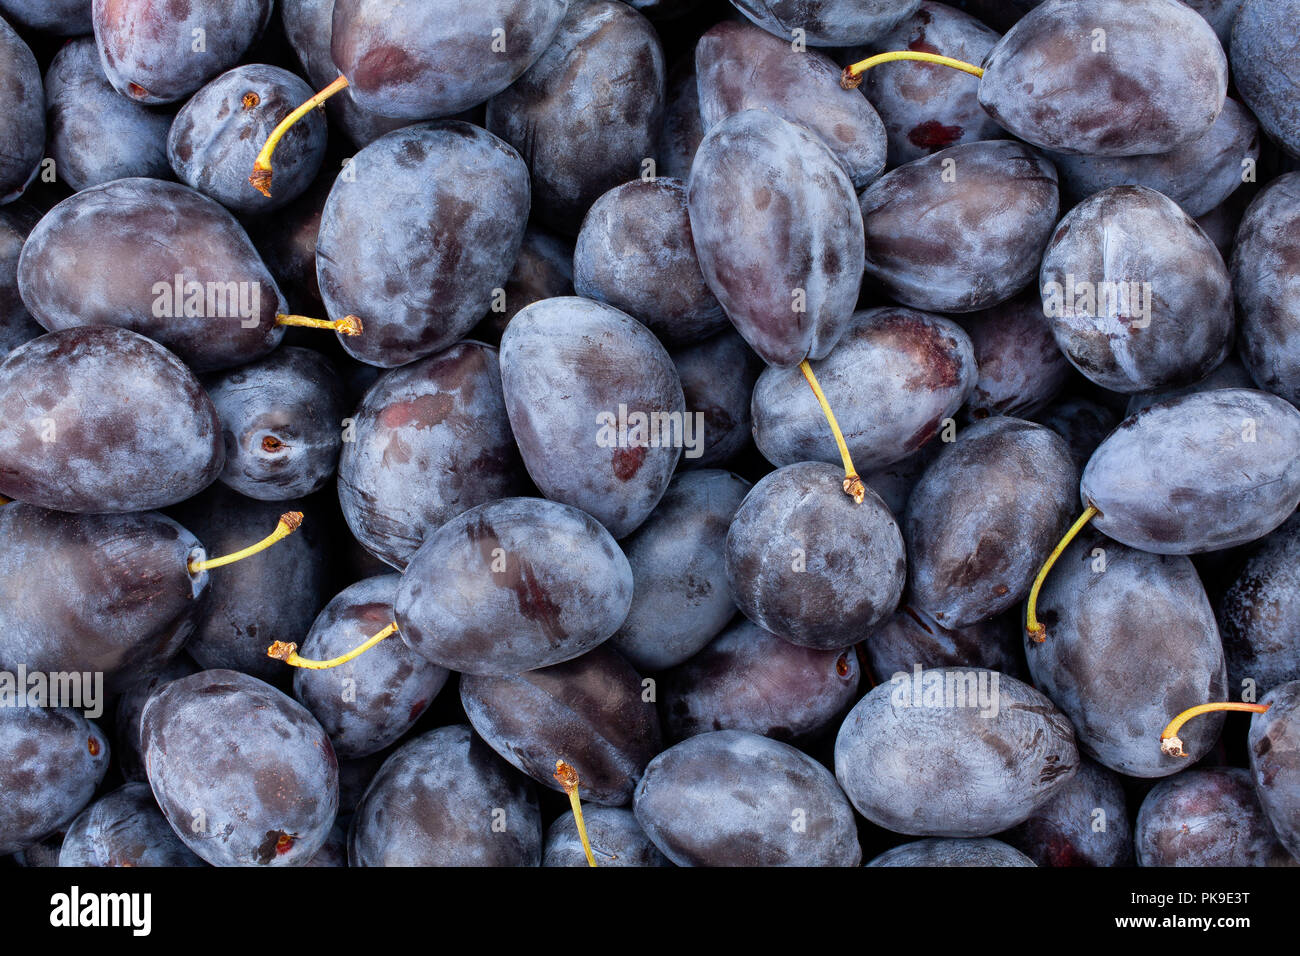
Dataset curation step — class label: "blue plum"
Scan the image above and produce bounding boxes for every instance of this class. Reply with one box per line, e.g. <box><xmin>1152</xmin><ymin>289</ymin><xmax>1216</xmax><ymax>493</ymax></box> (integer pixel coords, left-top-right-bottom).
<box><xmin>0</xmin><ymin>15</ymin><xmax>42</xmax><ymax>205</ymax></box>
<box><xmin>670</xmin><ymin>330</ymin><xmax>762</xmax><ymax>470</ymax></box>
<box><xmin>1001</xmin><ymin>757</ymin><xmax>1132</xmax><ymax>867</ymax></box>
<box><xmin>543</xmin><ymin>806</ymin><xmax>670</xmax><ymax>867</ymax></box>
<box><xmin>868</xmin><ymin>838</ymin><xmax>1035</xmax><ymax>866</ymax></box>
<box><xmin>1248</xmin><ymin>681</ymin><xmax>1300</xmax><ymax>859</ymax></box>
<box><xmin>1218</xmin><ymin>513</ymin><xmax>1300</xmax><ymax>694</ymax></box>
<box><xmin>729</xmin><ymin>0</ymin><xmax>923</xmax><ymax>46</ymax></box>
<box><xmin>1232</xmin><ymin>0</ymin><xmax>1300</xmax><ymax>157</ymax></box>
<box><xmin>58</xmin><ymin>783</ymin><xmax>205</xmax><ymax>868</ymax></box>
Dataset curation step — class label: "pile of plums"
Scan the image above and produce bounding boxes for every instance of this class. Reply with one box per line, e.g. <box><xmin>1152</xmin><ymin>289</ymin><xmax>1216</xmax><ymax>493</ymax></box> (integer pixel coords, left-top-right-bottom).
<box><xmin>1</xmin><ymin>0</ymin><xmax>1298</xmax><ymax>868</ymax></box>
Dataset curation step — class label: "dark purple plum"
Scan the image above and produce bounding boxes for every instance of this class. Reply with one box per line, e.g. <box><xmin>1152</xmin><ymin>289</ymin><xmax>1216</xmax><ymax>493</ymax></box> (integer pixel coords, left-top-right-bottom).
<box><xmin>856</xmin><ymin>1</ymin><xmax>1003</xmax><ymax>166</ymax></box>
<box><xmin>1232</xmin><ymin>0</ymin><xmax>1300</xmax><ymax>157</ymax></box>
<box><xmin>1218</xmin><ymin>513</ymin><xmax>1300</xmax><ymax>695</ymax></box>
<box><xmin>959</xmin><ymin>291</ymin><xmax>1069</xmax><ymax>422</ymax></box>
<box><xmin>349</xmin><ymin>724</ymin><xmax>541</xmax><ymax>866</ymax></box>
<box><xmin>730</xmin><ymin>0</ymin><xmax>923</xmax><ymax>46</ymax></box>
<box><xmin>978</xmin><ymin>0</ymin><xmax>1228</xmax><ymax>156</ymax></box>
<box><xmin>486</xmin><ymin>1</ymin><xmax>665</xmax><ymax>235</ymax></box>
<box><xmin>92</xmin><ymin>0</ymin><xmax>274</xmax><ymax>104</ymax></box>
<box><xmin>500</xmin><ymin>297</ymin><xmax>684</xmax><ymax>538</ymax></box>
<box><xmin>114</xmin><ymin>656</ymin><xmax>198</xmax><ymax>783</ymax></box>
<box><xmin>394</xmin><ymin>497</ymin><xmax>633</xmax><ymax>675</ymax></box>
<box><xmin>169</xmin><ymin>64</ymin><xmax>327</xmax><ymax>214</ymax></box>
<box><xmin>206</xmin><ymin>347</ymin><xmax>346</xmax><ymax>501</ymax></box>
<box><xmin>696</xmin><ymin>19</ymin><xmax>886</xmax><ymax>189</ymax></box>
<box><xmin>861</xmin><ymin>442</ymin><xmax>941</xmax><ymax>516</ymax></box>
<box><xmin>859</xmin><ymin>140</ymin><xmax>1058</xmax><ymax>313</ymax></box>
<box><xmin>45</xmin><ymin>37</ymin><xmax>173</xmax><ymax>192</ymax></box>
<box><xmin>292</xmin><ymin>575</ymin><xmax>449</xmax><ymax>760</ymax></box>
<box><xmin>1025</xmin><ymin>530</ymin><xmax>1227</xmax><ymax>776</ymax></box>
<box><xmin>1081</xmin><ymin>389</ymin><xmax>1300</xmax><ymax>554</ymax></box>
<box><xmin>330</xmin><ymin>0</ymin><xmax>569</xmax><ymax>120</ymax></box>
<box><xmin>0</xmin><ymin>327</ymin><xmax>223</xmax><ymax>513</ymax></box>
<box><xmin>169</xmin><ymin>485</ymin><xmax>328</xmax><ymax>684</ymax></box>
<box><xmin>18</xmin><ymin>179</ymin><xmax>287</xmax><ymax>372</ymax></box>
<box><xmin>835</xmin><ymin>668</ymin><xmax>1078</xmax><ymax>835</ymax></box>
<box><xmin>670</xmin><ymin>330</ymin><xmax>762</xmax><ymax>470</ymax></box>
<box><xmin>658</xmin><ymin>56</ymin><xmax>704</xmax><ymax>180</ymax></box>
<box><xmin>752</xmin><ymin>306</ymin><xmax>975</xmax><ymax>471</ymax></box>
<box><xmin>634</xmin><ymin>729</ymin><xmax>861</xmax><ymax>866</ymax></box>
<box><xmin>1233</xmin><ymin>172</ymin><xmax>1300</xmax><ymax>406</ymax></box>
<box><xmin>661</xmin><ymin>617</ymin><xmax>860</xmax><ymax>742</ymax></box>
<box><xmin>1135</xmin><ymin>767</ymin><xmax>1294</xmax><ymax>866</ymax></box>
<box><xmin>0</xmin><ymin>16</ymin><xmax>43</xmax><ymax>205</ymax></box>
<box><xmin>611</xmin><ymin>470</ymin><xmax>749</xmax><ymax>672</ymax></box>
<box><xmin>1000</xmin><ymin>758</ymin><xmax>1132</xmax><ymax>867</ymax></box>
<box><xmin>0</xmin><ymin>708</ymin><xmax>109</xmax><ymax>857</ymax></box>
<box><xmin>58</xmin><ymin>783</ymin><xmax>205</xmax><ymax>868</ymax></box>
<box><xmin>279</xmin><ymin>0</ymin><xmax>407</xmax><ymax>148</ymax></box>
<box><xmin>0</xmin><ymin>0</ymin><xmax>91</xmax><ymax>34</ymax></box>
<box><xmin>315</xmin><ymin>122</ymin><xmax>529</xmax><ymax>368</ymax></box>
<box><xmin>1048</xmin><ymin>99</ymin><xmax>1259</xmax><ymax>219</ymax></box>
<box><xmin>1248</xmin><ymin>681</ymin><xmax>1300</xmax><ymax>859</ymax></box>
<box><xmin>142</xmin><ymin>669</ymin><xmax>338</xmax><ymax>866</ymax></box>
<box><xmin>543</xmin><ymin>806</ymin><xmax>670</xmax><ymax>867</ymax></box>
<box><xmin>338</xmin><ymin>341</ymin><xmax>525</xmax><ymax>570</ymax></box>
<box><xmin>472</xmin><ymin>226</ymin><xmax>574</xmax><ymax>344</ymax></box>
<box><xmin>868</xmin><ymin>838</ymin><xmax>1035</xmax><ymax>866</ymax></box>
<box><xmin>573</xmin><ymin>179</ymin><xmax>726</xmax><ymax>347</ymax></box>
<box><xmin>461</xmin><ymin>644</ymin><xmax>662</xmax><ymax>806</ymax></box>
<box><xmin>688</xmin><ymin>108</ymin><xmax>863</xmax><ymax>367</ymax></box>
<box><xmin>0</xmin><ymin>505</ymin><xmax>203</xmax><ymax>690</ymax></box>
<box><xmin>905</xmin><ymin>417</ymin><xmax>1076</xmax><ymax>627</ymax></box>
<box><xmin>726</xmin><ymin>461</ymin><xmax>906</xmax><ymax>649</ymax></box>
<box><xmin>1040</xmin><ymin>186</ymin><xmax>1233</xmax><ymax>393</ymax></box>
<box><xmin>864</xmin><ymin>606</ymin><xmax>1025</xmax><ymax>682</ymax></box>
<box><xmin>0</xmin><ymin>205</ymin><xmax>40</xmax><ymax>357</ymax></box>
<box><xmin>1033</xmin><ymin>396</ymin><xmax>1117</xmax><ymax>470</ymax></box>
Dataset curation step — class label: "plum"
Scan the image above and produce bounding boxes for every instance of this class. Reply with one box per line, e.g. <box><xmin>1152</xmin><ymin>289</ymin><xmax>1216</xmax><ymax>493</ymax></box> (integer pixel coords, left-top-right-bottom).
<box><xmin>1048</xmin><ymin>98</ymin><xmax>1259</xmax><ymax>219</ymax></box>
<box><xmin>330</xmin><ymin>0</ymin><xmax>569</xmax><ymax>120</ymax></box>
<box><xmin>292</xmin><ymin>575</ymin><xmax>449</xmax><ymax>760</ymax></box>
<box><xmin>868</xmin><ymin>838</ymin><xmax>1035</xmax><ymax>866</ymax></box>
<box><xmin>1232</xmin><ymin>172</ymin><xmax>1300</xmax><ymax>407</ymax></box>
<box><xmin>1136</xmin><ymin>767</ymin><xmax>1295</xmax><ymax>866</ymax></box>
<box><xmin>1001</xmin><ymin>758</ymin><xmax>1132</xmax><ymax>867</ymax></box>
<box><xmin>1218</xmin><ymin>514</ymin><xmax>1300</xmax><ymax>695</ymax></box>
<box><xmin>0</xmin><ymin>327</ymin><xmax>224</xmax><ymax>513</ymax></box>
<box><xmin>472</xmin><ymin>227</ymin><xmax>574</xmax><ymax>344</ymax></box>
<box><xmin>0</xmin><ymin>16</ymin><xmax>43</xmax><ymax>205</ymax></box>
<box><xmin>670</xmin><ymin>330</ymin><xmax>762</xmax><ymax>470</ymax></box>
<box><xmin>730</xmin><ymin>0</ymin><xmax>923</xmax><ymax>46</ymax></box>
<box><xmin>835</xmin><ymin>668</ymin><xmax>1079</xmax><ymax>836</ymax></box>
<box><xmin>1081</xmin><ymin>389</ymin><xmax>1300</xmax><ymax>553</ymax></box>
<box><xmin>658</xmin><ymin>56</ymin><xmax>704</xmax><ymax>180</ymax></box>
<box><xmin>1025</xmin><ymin>530</ymin><xmax>1227</xmax><ymax>776</ymax></box>
<box><xmin>726</xmin><ymin>461</ymin><xmax>906</xmax><ymax>649</ymax></box>
<box><xmin>661</xmin><ymin>617</ymin><xmax>860</xmax><ymax>742</ymax></box>
<box><xmin>978</xmin><ymin>0</ymin><xmax>1228</xmax><ymax>156</ymax></box>
<box><xmin>859</xmin><ymin>140</ymin><xmax>1059</xmax><ymax>313</ymax></box>
<box><xmin>486</xmin><ymin>1</ymin><xmax>665</xmax><ymax>235</ymax></box>
<box><xmin>0</xmin><ymin>205</ymin><xmax>40</xmax><ymax>357</ymax></box>
<box><xmin>338</xmin><ymin>340</ymin><xmax>525</xmax><ymax>570</ymax></box>
<box><xmin>349</xmin><ymin>725</ymin><xmax>541</xmax><ymax>866</ymax></box>
<box><xmin>113</xmin><ymin>656</ymin><xmax>198</xmax><ymax>783</ymax></box>
<box><xmin>634</xmin><ymin>729</ymin><xmax>861</xmax><ymax>866</ymax></box>
<box><xmin>1040</xmin><ymin>186</ymin><xmax>1234</xmax><ymax>393</ymax></box>
<box><xmin>1232</xmin><ymin>0</ymin><xmax>1300</xmax><ymax>157</ymax></box>
<box><xmin>316</xmin><ymin>122</ymin><xmax>530</xmax><ymax>368</ymax></box>
<box><xmin>1034</xmin><ymin>396</ymin><xmax>1117</xmax><ymax>470</ymax></box>
<box><xmin>688</xmin><ymin>109</ymin><xmax>864</xmax><ymax>367</ymax></box>
<box><xmin>1248</xmin><ymin>681</ymin><xmax>1300</xmax><ymax>860</ymax></box>
<box><xmin>543</xmin><ymin>807</ymin><xmax>670</xmax><ymax>867</ymax></box>
<box><xmin>500</xmin><ymin>297</ymin><xmax>684</xmax><ymax>538</ymax></box>
<box><xmin>18</xmin><ymin>179</ymin><xmax>288</xmax><ymax>372</ymax></box>
<box><xmin>0</xmin><ymin>708</ymin><xmax>109</xmax><ymax>857</ymax></box>
<box><xmin>864</xmin><ymin>606</ymin><xmax>1025</xmax><ymax>682</ymax></box>
<box><xmin>461</xmin><ymin>644</ymin><xmax>662</xmax><ymax>806</ymax></box>
<box><xmin>611</xmin><ymin>470</ymin><xmax>749</xmax><ymax>672</ymax></box>
<box><xmin>752</xmin><ymin>306</ymin><xmax>976</xmax><ymax>471</ymax></box>
<box><xmin>0</xmin><ymin>0</ymin><xmax>91</xmax><ymax>34</ymax></box>
<box><xmin>857</xmin><ymin>1</ymin><xmax>1003</xmax><ymax>166</ymax></box>
<box><xmin>573</xmin><ymin>179</ymin><xmax>725</xmax><ymax>347</ymax></box>
<box><xmin>142</xmin><ymin>669</ymin><xmax>338</xmax><ymax>867</ymax></box>
<box><xmin>904</xmin><ymin>417</ymin><xmax>1076</xmax><ymax>627</ymax></box>
<box><xmin>92</xmin><ymin>0</ymin><xmax>274</xmax><ymax>104</ymax></box>
<box><xmin>394</xmin><ymin>497</ymin><xmax>633</xmax><ymax>675</ymax></box>
<box><xmin>695</xmin><ymin>19</ymin><xmax>887</xmax><ymax>189</ymax></box>
<box><xmin>169</xmin><ymin>64</ymin><xmax>328</xmax><ymax>214</ymax></box>
<box><xmin>58</xmin><ymin>784</ymin><xmax>205</xmax><ymax>868</ymax></box>
<box><xmin>959</xmin><ymin>291</ymin><xmax>1070</xmax><ymax>422</ymax></box>
<box><xmin>45</xmin><ymin>37</ymin><xmax>173</xmax><ymax>192</ymax></box>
